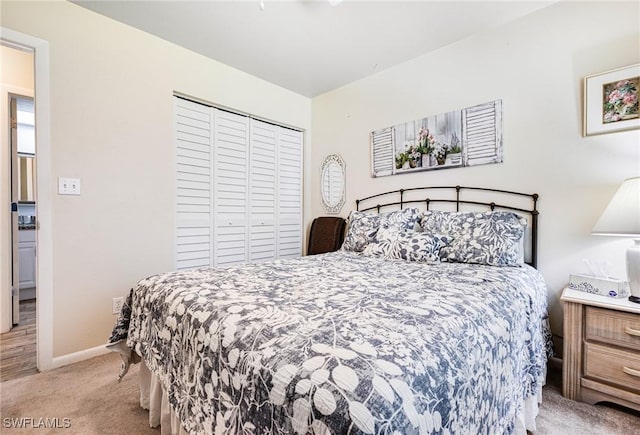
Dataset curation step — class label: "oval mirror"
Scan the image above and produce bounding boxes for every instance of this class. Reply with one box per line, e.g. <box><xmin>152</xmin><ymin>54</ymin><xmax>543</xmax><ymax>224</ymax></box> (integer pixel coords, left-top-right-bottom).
<box><xmin>321</xmin><ymin>154</ymin><xmax>345</xmax><ymax>214</ymax></box>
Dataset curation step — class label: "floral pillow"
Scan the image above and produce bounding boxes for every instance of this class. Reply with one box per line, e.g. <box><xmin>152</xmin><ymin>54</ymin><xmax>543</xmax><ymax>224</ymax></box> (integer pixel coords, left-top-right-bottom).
<box><xmin>342</xmin><ymin>208</ymin><xmax>421</xmax><ymax>252</ymax></box>
<box><xmin>362</xmin><ymin>236</ymin><xmax>403</xmax><ymax>260</ymax></box>
<box><xmin>421</xmin><ymin>211</ymin><xmax>526</xmax><ymax>266</ymax></box>
<box><xmin>398</xmin><ymin>232</ymin><xmax>449</xmax><ymax>262</ymax></box>
<box><xmin>374</xmin><ymin>224</ymin><xmax>401</xmax><ymax>243</ymax></box>
<box><xmin>341</xmin><ymin>211</ymin><xmax>380</xmax><ymax>252</ymax></box>
<box><xmin>363</xmin><ymin>226</ymin><xmax>447</xmax><ymax>262</ymax></box>
<box><xmin>420</xmin><ymin>210</ymin><xmax>453</xmax><ymax>235</ymax></box>
<box><xmin>378</xmin><ymin>208</ymin><xmax>422</xmax><ymax>232</ymax></box>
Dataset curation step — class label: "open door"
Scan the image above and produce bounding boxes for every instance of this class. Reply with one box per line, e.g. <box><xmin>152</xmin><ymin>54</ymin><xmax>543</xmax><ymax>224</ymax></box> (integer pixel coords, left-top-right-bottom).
<box><xmin>9</xmin><ymin>96</ymin><xmax>20</xmax><ymax>325</ymax></box>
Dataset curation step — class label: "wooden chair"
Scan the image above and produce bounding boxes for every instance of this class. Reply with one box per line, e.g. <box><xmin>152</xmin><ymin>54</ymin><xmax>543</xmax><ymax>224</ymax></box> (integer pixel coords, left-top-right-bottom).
<box><xmin>307</xmin><ymin>217</ymin><xmax>346</xmax><ymax>255</ymax></box>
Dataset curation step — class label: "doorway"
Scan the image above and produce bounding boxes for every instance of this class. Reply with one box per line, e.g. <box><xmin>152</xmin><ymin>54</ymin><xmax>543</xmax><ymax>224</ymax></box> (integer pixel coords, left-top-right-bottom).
<box><xmin>11</xmin><ymin>95</ymin><xmax>37</xmax><ymax>312</ymax></box>
<box><xmin>0</xmin><ymin>44</ymin><xmax>37</xmax><ymax>381</ymax></box>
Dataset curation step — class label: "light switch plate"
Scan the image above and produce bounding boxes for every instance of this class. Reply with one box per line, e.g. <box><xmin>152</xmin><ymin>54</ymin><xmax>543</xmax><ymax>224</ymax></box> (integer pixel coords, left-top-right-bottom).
<box><xmin>58</xmin><ymin>177</ymin><xmax>81</xmax><ymax>195</ymax></box>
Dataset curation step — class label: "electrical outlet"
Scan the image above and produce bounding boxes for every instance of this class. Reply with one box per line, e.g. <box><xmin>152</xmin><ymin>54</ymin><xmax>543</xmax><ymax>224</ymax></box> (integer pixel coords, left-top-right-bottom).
<box><xmin>112</xmin><ymin>296</ymin><xmax>124</xmax><ymax>315</ymax></box>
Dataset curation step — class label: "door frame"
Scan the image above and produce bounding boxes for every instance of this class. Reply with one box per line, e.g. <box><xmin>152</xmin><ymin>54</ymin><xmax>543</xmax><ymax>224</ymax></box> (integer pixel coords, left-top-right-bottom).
<box><xmin>1</xmin><ymin>27</ymin><xmax>53</xmax><ymax>371</ymax></box>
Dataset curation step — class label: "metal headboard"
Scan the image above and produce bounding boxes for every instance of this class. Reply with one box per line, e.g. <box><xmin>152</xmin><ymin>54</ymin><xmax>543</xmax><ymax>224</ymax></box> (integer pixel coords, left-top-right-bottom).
<box><xmin>355</xmin><ymin>185</ymin><xmax>539</xmax><ymax>268</ymax></box>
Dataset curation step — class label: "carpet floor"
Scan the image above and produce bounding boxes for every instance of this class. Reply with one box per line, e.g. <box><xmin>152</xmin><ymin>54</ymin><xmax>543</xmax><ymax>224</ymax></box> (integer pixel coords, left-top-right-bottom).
<box><xmin>0</xmin><ymin>352</ymin><xmax>638</xmax><ymax>434</ymax></box>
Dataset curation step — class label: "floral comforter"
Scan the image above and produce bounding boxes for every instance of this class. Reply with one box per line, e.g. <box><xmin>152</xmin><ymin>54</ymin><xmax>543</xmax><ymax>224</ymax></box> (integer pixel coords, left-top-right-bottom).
<box><xmin>108</xmin><ymin>251</ymin><xmax>552</xmax><ymax>435</ymax></box>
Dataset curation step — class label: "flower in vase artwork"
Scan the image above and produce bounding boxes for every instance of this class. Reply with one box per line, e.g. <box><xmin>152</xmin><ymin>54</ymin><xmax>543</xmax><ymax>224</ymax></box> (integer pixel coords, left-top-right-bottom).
<box><xmin>395</xmin><ymin>144</ymin><xmax>421</xmax><ymax>169</ymax></box>
<box><xmin>433</xmin><ymin>141</ymin><xmax>449</xmax><ymax>165</ymax></box>
<box><xmin>603</xmin><ymin>77</ymin><xmax>639</xmax><ymax>124</ymax></box>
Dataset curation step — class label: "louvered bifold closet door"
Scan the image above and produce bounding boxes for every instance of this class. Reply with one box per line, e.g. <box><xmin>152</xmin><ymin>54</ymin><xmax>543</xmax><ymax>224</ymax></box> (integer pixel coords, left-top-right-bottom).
<box><xmin>249</xmin><ymin>120</ymin><xmax>277</xmax><ymax>262</ymax></box>
<box><xmin>277</xmin><ymin>128</ymin><xmax>303</xmax><ymax>258</ymax></box>
<box><xmin>213</xmin><ymin>109</ymin><xmax>249</xmax><ymax>267</ymax></box>
<box><xmin>175</xmin><ymin>98</ymin><xmax>213</xmax><ymax>270</ymax></box>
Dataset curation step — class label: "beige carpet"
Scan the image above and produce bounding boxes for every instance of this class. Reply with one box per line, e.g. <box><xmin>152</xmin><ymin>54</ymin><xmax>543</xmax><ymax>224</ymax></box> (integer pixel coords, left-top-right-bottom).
<box><xmin>0</xmin><ymin>352</ymin><xmax>638</xmax><ymax>434</ymax></box>
<box><xmin>0</xmin><ymin>353</ymin><xmax>157</xmax><ymax>435</ymax></box>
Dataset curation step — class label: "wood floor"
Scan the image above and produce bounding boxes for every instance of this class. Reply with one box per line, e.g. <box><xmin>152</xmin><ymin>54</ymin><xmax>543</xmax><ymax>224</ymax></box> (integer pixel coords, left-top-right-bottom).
<box><xmin>0</xmin><ymin>299</ymin><xmax>37</xmax><ymax>382</ymax></box>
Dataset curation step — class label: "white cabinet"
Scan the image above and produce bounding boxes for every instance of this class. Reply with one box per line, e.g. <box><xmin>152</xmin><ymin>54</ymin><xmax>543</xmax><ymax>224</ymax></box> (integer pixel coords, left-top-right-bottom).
<box><xmin>18</xmin><ymin>230</ymin><xmax>36</xmax><ymax>290</ymax></box>
<box><xmin>174</xmin><ymin>97</ymin><xmax>303</xmax><ymax>270</ymax></box>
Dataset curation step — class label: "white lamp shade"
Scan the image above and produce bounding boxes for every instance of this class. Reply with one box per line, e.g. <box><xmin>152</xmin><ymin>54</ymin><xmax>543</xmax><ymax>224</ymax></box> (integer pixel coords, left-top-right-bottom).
<box><xmin>592</xmin><ymin>177</ymin><xmax>640</xmax><ymax>237</ymax></box>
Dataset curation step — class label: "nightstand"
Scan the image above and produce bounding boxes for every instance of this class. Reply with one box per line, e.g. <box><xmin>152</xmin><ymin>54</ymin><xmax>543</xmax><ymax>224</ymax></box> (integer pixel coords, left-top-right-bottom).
<box><xmin>561</xmin><ymin>287</ymin><xmax>640</xmax><ymax>411</ymax></box>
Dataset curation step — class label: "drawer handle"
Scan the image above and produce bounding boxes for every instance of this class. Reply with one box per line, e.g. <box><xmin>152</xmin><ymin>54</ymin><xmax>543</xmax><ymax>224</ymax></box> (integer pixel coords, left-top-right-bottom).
<box><xmin>625</xmin><ymin>327</ymin><xmax>640</xmax><ymax>337</ymax></box>
<box><xmin>623</xmin><ymin>366</ymin><xmax>640</xmax><ymax>378</ymax></box>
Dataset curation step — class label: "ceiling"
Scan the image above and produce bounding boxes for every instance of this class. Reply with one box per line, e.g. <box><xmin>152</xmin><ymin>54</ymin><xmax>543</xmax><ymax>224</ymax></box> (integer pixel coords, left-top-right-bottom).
<box><xmin>73</xmin><ymin>1</ymin><xmax>554</xmax><ymax>98</ymax></box>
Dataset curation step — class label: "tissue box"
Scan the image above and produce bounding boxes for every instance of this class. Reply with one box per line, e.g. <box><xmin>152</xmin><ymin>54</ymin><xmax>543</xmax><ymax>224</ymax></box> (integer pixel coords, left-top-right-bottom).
<box><xmin>568</xmin><ymin>274</ymin><xmax>629</xmax><ymax>298</ymax></box>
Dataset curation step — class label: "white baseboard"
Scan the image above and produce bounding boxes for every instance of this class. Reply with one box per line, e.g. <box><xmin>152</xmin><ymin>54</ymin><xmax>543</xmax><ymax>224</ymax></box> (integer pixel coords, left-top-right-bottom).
<box><xmin>50</xmin><ymin>344</ymin><xmax>110</xmax><ymax>369</ymax></box>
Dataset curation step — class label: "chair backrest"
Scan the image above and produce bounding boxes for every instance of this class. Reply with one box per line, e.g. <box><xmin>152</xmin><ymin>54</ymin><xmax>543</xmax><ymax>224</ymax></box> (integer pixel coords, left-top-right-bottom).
<box><xmin>307</xmin><ymin>217</ymin><xmax>346</xmax><ymax>255</ymax></box>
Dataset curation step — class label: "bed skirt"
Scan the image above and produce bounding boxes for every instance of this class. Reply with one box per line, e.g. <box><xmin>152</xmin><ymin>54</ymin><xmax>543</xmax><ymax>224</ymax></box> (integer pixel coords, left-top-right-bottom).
<box><xmin>138</xmin><ymin>359</ymin><xmax>189</xmax><ymax>435</ymax></box>
<box><xmin>135</xmin><ymin>357</ymin><xmax>543</xmax><ymax>435</ymax></box>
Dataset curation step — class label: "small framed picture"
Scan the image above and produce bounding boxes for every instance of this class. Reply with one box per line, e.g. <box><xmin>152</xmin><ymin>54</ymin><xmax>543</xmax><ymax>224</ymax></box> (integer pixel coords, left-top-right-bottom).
<box><xmin>583</xmin><ymin>64</ymin><xmax>639</xmax><ymax>136</ymax></box>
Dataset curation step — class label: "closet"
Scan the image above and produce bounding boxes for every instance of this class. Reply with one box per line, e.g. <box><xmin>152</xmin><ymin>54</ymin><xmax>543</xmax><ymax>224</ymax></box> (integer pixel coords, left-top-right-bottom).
<box><xmin>174</xmin><ymin>97</ymin><xmax>302</xmax><ymax>270</ymax></box>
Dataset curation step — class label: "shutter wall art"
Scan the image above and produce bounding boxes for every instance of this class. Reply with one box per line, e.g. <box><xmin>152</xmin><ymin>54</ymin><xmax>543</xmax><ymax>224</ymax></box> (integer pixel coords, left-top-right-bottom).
<box><xmin>370</xmin><ymin>127</ymin><xmax>394</xmax><ymax>177</ymax></box>
<box><xmin>370</xmin><ymin>99</ymin><xmax>503</xmax><ymax>177</ymax></box>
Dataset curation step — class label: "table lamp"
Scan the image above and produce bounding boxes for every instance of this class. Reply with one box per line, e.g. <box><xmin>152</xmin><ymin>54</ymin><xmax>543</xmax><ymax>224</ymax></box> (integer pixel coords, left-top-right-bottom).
<box><xmin>592</xmin><ymin>177</ymin><xmax>640</xmax><ymax>303</ymax></box>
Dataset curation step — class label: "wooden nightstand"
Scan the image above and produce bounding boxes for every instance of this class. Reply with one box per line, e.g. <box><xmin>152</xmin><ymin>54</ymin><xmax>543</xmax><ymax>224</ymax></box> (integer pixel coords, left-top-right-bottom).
<box><xmin>561</xmin><ymin>287</ymin><xmax>640</xmax><ymax>411</ymax></box>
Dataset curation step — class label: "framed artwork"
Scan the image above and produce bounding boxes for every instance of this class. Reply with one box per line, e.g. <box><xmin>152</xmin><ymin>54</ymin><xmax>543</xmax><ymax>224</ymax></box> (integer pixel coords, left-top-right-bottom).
<box><xmin>370</xmin><ymin>100</ymin><xmax>503</xmax><ymax>178</ymax></box>
<box><xmin>583</xmin><ymin>64</ymin><xmax>640</xmax><ymax>136</ymax></box>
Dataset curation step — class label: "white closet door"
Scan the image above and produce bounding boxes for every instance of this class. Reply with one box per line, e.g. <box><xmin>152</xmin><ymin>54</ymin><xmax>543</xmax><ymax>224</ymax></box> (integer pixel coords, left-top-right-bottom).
<box><xmin>249</xmin><ymin>119</ymin><xmax>277</xmax><ymax>262</ymax></box>
<box><xmin>213</xmin><ymin>109</ymin><xmax>249</xmax><ymax>267</ymax></box>
<box><xmin>175</xmin><ymin>98</ymin><xmax>213</xmax><ymax>270</ymax></box>
<box><xmin>176</xmin><ymin>97</ymin><xmax>303</xmax><ymax>270</ymax></box>
<box><xmin>277</xmin><ymin>127</ymin><xmax>303</xmax><ymax>258</ymax></box>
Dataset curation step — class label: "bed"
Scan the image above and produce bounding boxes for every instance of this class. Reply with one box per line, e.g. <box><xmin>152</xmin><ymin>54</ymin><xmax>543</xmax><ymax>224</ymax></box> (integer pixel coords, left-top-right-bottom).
<box><xmin>108</xmin><ymin>186</ymin><xmax>553</xmax><ymax>435</ymax></box>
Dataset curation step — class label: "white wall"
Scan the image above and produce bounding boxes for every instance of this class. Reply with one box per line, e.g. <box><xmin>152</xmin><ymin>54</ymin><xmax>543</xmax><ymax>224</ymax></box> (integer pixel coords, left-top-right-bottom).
<box><xmin>1</xmin><ymin>1</ymin><xmax>311</xmax><ymax>358</ymax></box>
<box><xmin>310</xmin><ymin>1</ymin><xmax>640</xmax><ymax>340</ymax></box>
<box><xmin>0</xmin><ymin>45</ymin><xmax>34</xmax><ymax>332</ymax></box>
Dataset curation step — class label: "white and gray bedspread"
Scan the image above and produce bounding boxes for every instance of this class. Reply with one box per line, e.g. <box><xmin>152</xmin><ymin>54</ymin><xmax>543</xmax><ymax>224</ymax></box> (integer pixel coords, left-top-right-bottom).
<box><xmin>108</xmin><ymin>251</ymin><xmax>552</xmax><ymax>434</ymax></box>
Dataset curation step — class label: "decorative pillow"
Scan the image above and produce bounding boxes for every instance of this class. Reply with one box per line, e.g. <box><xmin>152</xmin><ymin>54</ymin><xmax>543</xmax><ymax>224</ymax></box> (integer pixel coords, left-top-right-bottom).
<box><xmin>379</xmin><ymin>208</ymin><xmax>421</xmax><ymax>231</ymax></box>
<box><xmin>341</xmin><ymin>211</ymin><xmax>380</xmax><ymax>252</ymax></box>
<box><xmin>362</xmin><ymin>237</ymin><xmax>404</xmax><ymax>260</ymax></box>
<box><xmin>420</xmin><ymin>210</ymin><xmax>453</xmax><ymax>235</ymax></box>
<box><xmin>422</xmin><ymin>211</ymin><xmax>526</xmax><ymax>266</ymax></box>
<box><xmin>342</xmin><ymin>208</ymin><xmax>421</xmax><ymax>252</ymax></box>
<box><xmin>374</xmin><ymin>224</ymin><xmax>402</xmax><ymax>243</ymax></box>
<box><xmin>399</xmin><ymin>232</ymin><xmax>449</xmax><ymax>262</ymax></box>
<box><xmin>363</xmin><ymin>226</ymin><xmax>447</xmax><ymax>263</ymax></box>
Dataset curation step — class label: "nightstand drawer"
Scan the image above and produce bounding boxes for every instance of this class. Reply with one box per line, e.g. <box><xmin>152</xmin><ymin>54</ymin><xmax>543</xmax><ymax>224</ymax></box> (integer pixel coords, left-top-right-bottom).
<box><xmin>584</xmin><ymin>342</ymin><xmax>640</xmax><ymax>392</ymax></box>
<box><xmin>585</xmin><ymin>306</ymin><xmax>640</xmax><ymax>351</ymax></box>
